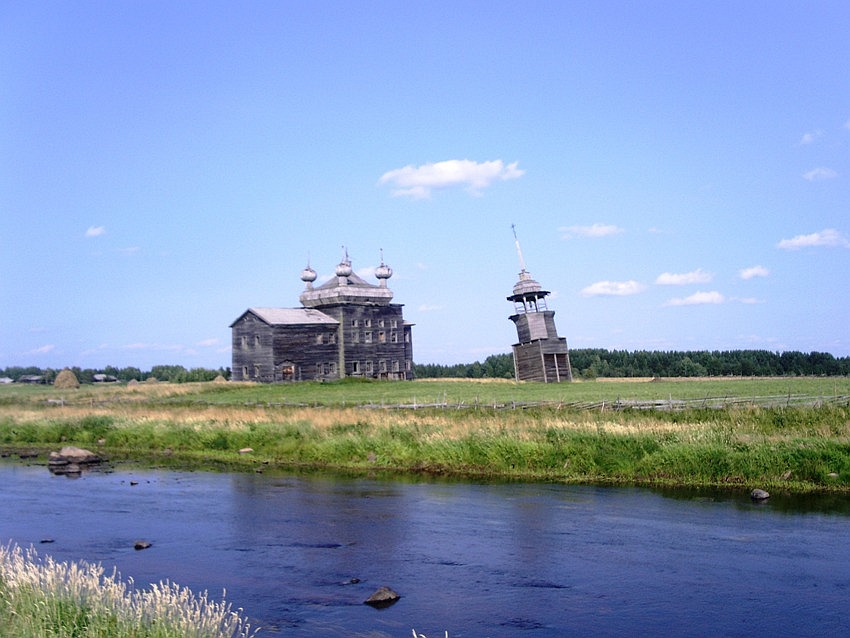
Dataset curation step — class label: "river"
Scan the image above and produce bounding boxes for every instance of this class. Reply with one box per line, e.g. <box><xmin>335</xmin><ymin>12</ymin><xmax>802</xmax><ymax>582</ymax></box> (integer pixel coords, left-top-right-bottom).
<box><xmin>2</xmin><ymin>460</ymin><xmax>849</xmax><ymax>637</ymax></box>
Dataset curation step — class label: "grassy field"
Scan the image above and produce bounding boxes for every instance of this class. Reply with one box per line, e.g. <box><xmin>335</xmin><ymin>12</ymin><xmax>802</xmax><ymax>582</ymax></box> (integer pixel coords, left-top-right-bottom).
<box><xmin>2</xmin><ymin>377</ymin><xmax>850</xmax><ymax>492</ymax></box>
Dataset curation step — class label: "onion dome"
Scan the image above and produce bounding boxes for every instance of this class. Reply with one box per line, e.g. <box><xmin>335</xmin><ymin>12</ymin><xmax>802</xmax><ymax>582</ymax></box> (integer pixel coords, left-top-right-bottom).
<box><xmin>375</xmin><ymin>249</ymin><xmax>392</xmax><ymax>287</ymax></box>
<box><xmin>300</xmin><ymin>265</ymin><xmax>317</xmax><ymax>283</ymax></box>
<box><xmin>375</xmin><ymin>261</ymin><xmax>393</xmax><ymax>281</ymax></box>
<box><xmin>335</xmin><ymin>259</ymin><xmax>352</xmax><ymax>278</ymax></box>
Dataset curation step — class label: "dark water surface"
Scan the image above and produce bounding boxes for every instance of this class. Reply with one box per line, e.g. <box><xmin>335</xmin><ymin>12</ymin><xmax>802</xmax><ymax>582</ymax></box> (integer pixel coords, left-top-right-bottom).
<box><xmin>2</xmin><ymin>461</ymin><xmax>850</xmax><ymax>637</ymax></box>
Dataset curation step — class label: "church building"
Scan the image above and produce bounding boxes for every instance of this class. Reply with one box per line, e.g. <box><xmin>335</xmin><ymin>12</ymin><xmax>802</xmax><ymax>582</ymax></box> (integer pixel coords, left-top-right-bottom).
<box><xmin>230</xmin><ymin>251</ymin><xmax>414</xmax><ymax>382</ymax></box>
<box><xmin>507</xmin><ymin>229</ymin><xmax>573</xmax><ymax>382</ymax></box>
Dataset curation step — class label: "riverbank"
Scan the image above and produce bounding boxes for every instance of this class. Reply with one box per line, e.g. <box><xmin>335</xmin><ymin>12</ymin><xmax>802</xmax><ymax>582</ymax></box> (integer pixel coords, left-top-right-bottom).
<box><xmin>2</xmin><ymin>379</ymin><xmax>849</xmax><ymax>493</ymax></box>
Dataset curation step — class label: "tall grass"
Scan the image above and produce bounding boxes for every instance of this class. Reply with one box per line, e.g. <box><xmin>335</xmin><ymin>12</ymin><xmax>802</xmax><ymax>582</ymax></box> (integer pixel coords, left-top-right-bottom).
<box><xmin>0</xmin><ymin>543</ymin><xmax>257</xmax><ymax>638</ymax></box>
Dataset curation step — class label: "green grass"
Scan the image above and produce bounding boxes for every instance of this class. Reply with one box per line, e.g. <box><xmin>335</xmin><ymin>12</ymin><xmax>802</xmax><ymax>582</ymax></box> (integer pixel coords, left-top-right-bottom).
<box><xmin>0</xmin><ymin>543</ymin><xmax>257</xmax><ymax>638</ymax></box>
<box><xmin>5</xmin><ymin>375</ymin><xmax>850</xmax><ymax>408</ymax></box>
<box><xmin>2</xmin><ymin>378</ymin><xmax>850</xmax><ymax>492</ymax></box>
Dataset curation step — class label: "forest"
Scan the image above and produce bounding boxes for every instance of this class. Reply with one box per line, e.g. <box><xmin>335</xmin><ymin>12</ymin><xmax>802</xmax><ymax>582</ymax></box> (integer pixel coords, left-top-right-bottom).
<box><xmin>2</xmin><ymin>349</ymin><xmax>848</xmax><ymax>385</ymax></box>
<box><xmin>413</xmin><ymin>349</ymin><xmax>850</xmax><ymax>379</ymax></box>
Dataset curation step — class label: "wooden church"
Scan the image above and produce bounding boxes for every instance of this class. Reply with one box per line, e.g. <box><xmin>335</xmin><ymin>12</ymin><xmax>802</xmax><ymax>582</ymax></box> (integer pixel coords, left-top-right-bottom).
<box><xmin>507</xmin><ymin>228</ymin><xmax>573</xmax><ymax>382</ymax></box>
<box><xmin>230</xmin><ymin>250</ymin><xmax>414</xmax><ymax>382</ymax></box>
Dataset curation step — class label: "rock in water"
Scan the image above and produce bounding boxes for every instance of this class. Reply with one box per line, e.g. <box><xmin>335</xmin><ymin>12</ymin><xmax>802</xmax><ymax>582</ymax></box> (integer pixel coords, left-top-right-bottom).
<box><xmin>50</xmin><ymin>446</ymin><xmax>101</xmax><ymax>464</ymax></box>
<box><xmin>48</xmin><ymin>446</ymin><xmax>102</xmax><ymax>475</ymax></box>
<box><xmin>364</xmin><ymin>586</ymin><xmax>400</xmax><ymax>608</ymax></box>
<box><xmin>134</xmin><ymin>540</ymin><xmax>152</xmax><ymax>550</ymax></box>
<box><xmin>750</xmin><ymin>488</ymin><xmax>770</xmax><ymax>501</ymax></box>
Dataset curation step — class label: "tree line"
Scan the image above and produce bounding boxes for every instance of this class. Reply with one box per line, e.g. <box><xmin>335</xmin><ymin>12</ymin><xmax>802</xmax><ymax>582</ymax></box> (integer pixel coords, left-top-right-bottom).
<box><xmin>0</xmin><ymin>365</ymin><xmax>230</xmax><ymax>385</ymax></box>
<box><xmin>414</xmin><ymin>349</ymin><xmax>850</xmax><ymax>379</ymax></box>
<box><xmin>3</xmin><ymin>349</ymin><xmax>847</xmax><ymax>385</ymax></box>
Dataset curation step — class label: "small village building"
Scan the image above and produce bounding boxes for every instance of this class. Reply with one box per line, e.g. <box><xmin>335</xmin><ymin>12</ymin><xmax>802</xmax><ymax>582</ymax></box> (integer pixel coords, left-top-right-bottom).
<box><xmin>230</xmin><ymin>251</ymin><xmax>414</xmax><ymax>382</ymax></box>
<box><xmin>507</xmin><ymin>229</ymin><xmax>572</xmax><ymax>382</ymax></box>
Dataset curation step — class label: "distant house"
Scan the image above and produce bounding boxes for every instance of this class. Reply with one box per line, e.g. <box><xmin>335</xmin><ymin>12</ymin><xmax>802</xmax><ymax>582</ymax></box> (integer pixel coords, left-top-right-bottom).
<box><xmin>16</xmin><ymin>375</ymin><xmax>45</xmax><ymax>384</ymax></box>
<box><xmin>230</xmin><ymin>251</ymin><xmax>414</xmax><ymax>382</ymax></box>
<box><xmin>0</xmin><ymin>377</ymin><xmax>13</xmax><ymax>384</ymax></box>
<box><xmin>92</xmin><ymin>374</ymin><xmax>119</xmax><ymax>383</ymax></box>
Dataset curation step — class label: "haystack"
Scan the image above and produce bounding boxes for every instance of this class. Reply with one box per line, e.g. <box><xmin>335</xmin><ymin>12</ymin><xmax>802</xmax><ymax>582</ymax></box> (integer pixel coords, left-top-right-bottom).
<box><xmin>53</xmin><ymin>368</ymin><xmax>80</xmax><ymax>389</ymax></box>
<box><xmin>213</xmin><ymin>374</ymin><xmax>227</xmax><ymax>383</ymax></box>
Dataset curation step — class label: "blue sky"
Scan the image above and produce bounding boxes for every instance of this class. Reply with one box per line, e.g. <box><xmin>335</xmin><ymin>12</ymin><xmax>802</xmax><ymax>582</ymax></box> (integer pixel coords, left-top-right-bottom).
<box><xmin>2</xmin><ymin>1</ymin><xmax>849</xmax><ymax>371</ymax></box>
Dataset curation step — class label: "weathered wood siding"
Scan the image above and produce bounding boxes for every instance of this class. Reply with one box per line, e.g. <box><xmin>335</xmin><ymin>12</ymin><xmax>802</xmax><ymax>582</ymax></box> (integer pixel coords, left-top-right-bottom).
<box><xmin>510</xmin><ymin>311</ymin><xmax>560</xmax><ymax>343</ymax></box>
<box><xmin>331</xmin><ymin>303</ymin><xmax>412</xmax><ymax>380</ymax></box>
<box><xmin>272</xmin><ymin>324</ymin><xmax>339</xmax><ymax>381</ymax></box>
<box><xmin>512</xmin><ymin>338</ymin><xmax>573</xmax><ymax>383</ymax></box>
<box><xmin>231</xmin><ymin>313</ymin><xmax>275</xmax><ymax>382</ymax></box>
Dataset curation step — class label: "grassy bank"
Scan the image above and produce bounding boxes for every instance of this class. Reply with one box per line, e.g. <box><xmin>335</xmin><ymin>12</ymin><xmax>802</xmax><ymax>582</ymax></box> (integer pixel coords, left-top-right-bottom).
<box><xmin>1</xmin><ymin>379</ymin><xmax>849</xmax><ymax>492</ymax></box>
<box><xmin>0</xmin><ymin>543</ymin><xmax>257</xmax><ymax>638</ymax></box>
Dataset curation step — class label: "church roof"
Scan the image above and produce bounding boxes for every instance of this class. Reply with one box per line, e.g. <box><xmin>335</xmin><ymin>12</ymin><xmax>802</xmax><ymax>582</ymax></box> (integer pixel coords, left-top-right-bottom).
<box><xmin>230</xmin><ymin>307</ymin><xmax>338</xmax><ymax>327</ymax></box>
<box><xmin>315</xmin><ymin>270</ymin><xmax>376</xmax><ymax>290</ymax></box>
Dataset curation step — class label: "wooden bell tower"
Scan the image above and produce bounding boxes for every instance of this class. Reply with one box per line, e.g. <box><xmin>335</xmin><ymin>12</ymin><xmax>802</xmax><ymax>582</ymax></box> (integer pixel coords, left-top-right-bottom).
<box><xmin>507</xmin><ymin>226</ymin><xmax>573</xmax><ymax>382</ymax></box>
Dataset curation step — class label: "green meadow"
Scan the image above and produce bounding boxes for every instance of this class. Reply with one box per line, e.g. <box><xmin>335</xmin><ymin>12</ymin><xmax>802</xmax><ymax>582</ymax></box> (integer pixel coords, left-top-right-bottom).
<box><xmin>2</xmin><ymin>377</ymin><xmax>849</xmax><ymax>492</ymax></box>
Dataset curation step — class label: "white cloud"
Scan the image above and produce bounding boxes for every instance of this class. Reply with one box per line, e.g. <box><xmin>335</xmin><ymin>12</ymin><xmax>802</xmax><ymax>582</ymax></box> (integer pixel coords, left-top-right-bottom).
<box><xmin>655</xmin><ymin>268</ymin><xmax>712</xmax><ymax>285</ymax></box>
<box><xmin>85</xmin><ymin>226</ymin><xmax>106</xmax><ymax>238</ymax></box>
<box><xmin>378</xmin><ymin>159</ymin><xmax>524</xmax><ymax>198</ymax></box>
<box><xmin>418</xmin><ymin>304</ymin><xmax>444</xmax><ymax>312</ymax></box>
<box><xmin>29</xmin><ymin>344</ymin><xmax>55</xmax><ymax>354</ymax></box>
<box><xmin>844</xmin><ymin>119</ymin><xmax>850</xmax><ymax>131</ymax></box>
<box><xmin>798</xmin><ymin>130</ymin><xmax>823</xmax><ymax>145</ymax></box>
<box><xmin>560</xmin><ymin>223</ymin><xmax>624</xmax><ymax>239</ymax></box>
<box><xmin>777</xmin><ymin>228</ymin><xmax>850</xmax><ymax>250</ymax></box>
<box><xmin>733</xmin><ymin>297</ymin><xmax>762</xmax><ymax>304</ymax></box>
<box><xmin>197</xmin><ymin>338</ymin><xmax>219</xmax><ymax>347</ymax></box>
<box><xmin>739</xmin><ymin>265</ymin><xmax>769</xmax><ymax>280</ymax></box>
<box><xmin>580</xmin><ymin>280</ymin><xmax>646</xmax><ymax>297</ymax></box>
<box><xmin>802</xmin><ymin>167</ymin><xmax>838</xmax><ymax>181</ymax></box>
<box><xmin>665</xmin><ymin>291</ymin><xmax>725</xmax><ymax>306</ymax></box>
